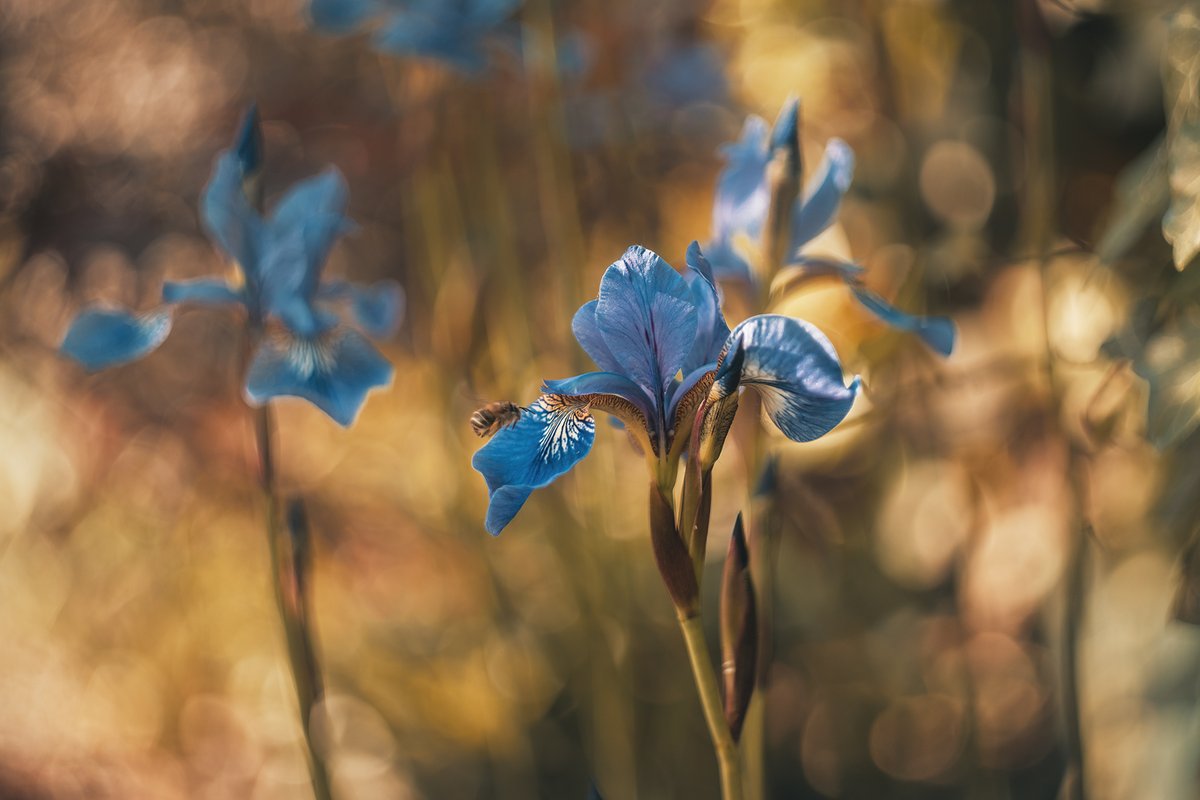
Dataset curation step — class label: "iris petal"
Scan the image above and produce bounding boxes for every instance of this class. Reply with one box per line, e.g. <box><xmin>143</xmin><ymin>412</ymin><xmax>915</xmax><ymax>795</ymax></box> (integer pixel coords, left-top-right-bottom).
<box><xmin>542</xmin><ymin>371</ymin><xmax>656</xmax><ymax>441</ymax></box>
<box><xmin>472</xmin><ymin>394</ymin><xmax>598</xmax><ymax>534</ymax></box>
<box><xmin>594</xmin><ymin>246</ymin><xmax>698</xmax><ymax>399</ymax></box>
<box><xmin>374</xmin><ymin>13</ymin><xmax>489</xmax><ymax>73</ymax></box>
<box><xmin>60</xmin><ymin>307</ymin><xmax>172</xmax><ymax>371</ymax></box>
<box><xmin>730</xmin><ymin>314</ymin><xmax>859</xmax><ymax>442</ymax></box>
<box><xmin>850</xmin><ymin>286</ymin><xmax>956</xmax><ymax>357</ymax></box>
<box><xmin>790</xmin><ymin>139</ymin><xmax>855</xmax><ymax>252</ymax></box>
<box><xmin>201</xmin><ymin>152</ymin><xmax>263</xmax><ymax>277</ymax></box>
<box><xmin>703</xmin><ymin>236</ymin><xmax>755</xmax><ymax>284</ymax></box>
<box><xmin>713</xmin><ymin>115</ymin><xmax>770</xmax><ymax>241</ymax></box>
<box><xmin>571</xmin><ymin>300</ymin><xmax>623</xmax><ymax>375</ymax></box>
<box><xmin>683</xmin><ymin>241</ymin><xmax>731</xmax><ymax>374</ymax></box>
<box><xmin>319</xmin><ymin>279</ymin><xmax>406</xmax><ymax>338</ymax></box>
<box><xmin>162</xmin><ymin>279</ymin><xmax>244</xmax><ymax>307</ymax></box>
<box><xmin>244</xmin><ymin>328</ymin><xmax>393</xmax><ymax>426</ymax></box>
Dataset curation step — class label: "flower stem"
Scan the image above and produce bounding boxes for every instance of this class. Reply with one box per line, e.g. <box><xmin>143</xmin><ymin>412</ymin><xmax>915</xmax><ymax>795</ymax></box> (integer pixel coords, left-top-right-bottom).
<box><xmin>678</xmin><ymin>614</ymin><xmax>744</xmax><ymax>800</ymax></box>
<box><xmin>254</xmin><ymin>406</ymin><xmax>334</xmax><ymax>800</ymax></box>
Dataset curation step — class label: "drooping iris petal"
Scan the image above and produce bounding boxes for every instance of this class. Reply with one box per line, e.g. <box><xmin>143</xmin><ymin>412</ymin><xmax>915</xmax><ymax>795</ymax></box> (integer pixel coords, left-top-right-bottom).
<box><xmin>594</xmin><ymin>246</ymin><xmax>698</xmax><ymax>399</ymax></box>
<box><xmin>318</xmin><ymin>279</ymin><xmax>406</xmax><ymax>338</ymax></box>
<box><xmin>162</xmin><ymin>279</ymin><xmax>243</xmax><ymax>307</ymax></box>
<box><xmin>790</xmin><ymin>138</ymin><xmax>855</xmax><ymax>252</ymax></box>
<box><xmin>683</xmin><ymin>241</ymin><xmax>731</xmax><ymax>374</ymax></box>
<box><xmin>472</xmin><ymin>394</ymin><xmax>597</xmax><ymax>534</ymax></box>
<box><xmin>542</xmin><ymin>371</ymin><xmax>656</xmax><ymax>436</ymax></box>
<box><xmin>730</xmin><ymin>314</ymin><xmax>859</xmax><ymax>442</ymax></box>
<box><xmin>309</xmin><ymin>0</ymin><xmax>382</xmax><ymax>32</ymax></box>
<box><xmin>571</xmin><ymin>300</ymin><xmax>624</xmax><ymax>375</ymax></box>
<box><xmin>713</xmin><ymin>115</ymin><xmax>770</xmax><ymax>241</ymax></box>
<box><xmin>850</xmin><ymin>285</ymin><xmax>956</xmax><ymax>357</ymax></box>
<box><xmin>244</xmin><ymin>328</ymin><xmax>393</xmax><ymax>426</ymax></box>
<box><xmin>201</xmin><ymin>152</ymin><xmax>263</xmax><ymax>278</ymax></box>
<box><xmin>60</xmin><ymin>308</ymin><xmax>172</xmax><ymax>371</ymax></box>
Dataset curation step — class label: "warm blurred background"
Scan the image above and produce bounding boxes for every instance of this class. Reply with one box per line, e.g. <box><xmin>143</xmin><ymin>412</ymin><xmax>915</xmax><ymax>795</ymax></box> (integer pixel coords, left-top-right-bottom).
<box><xmin>0</xmin><ymin>0</ymin><xmax>1197</xmax><ymax>798</ymax></box>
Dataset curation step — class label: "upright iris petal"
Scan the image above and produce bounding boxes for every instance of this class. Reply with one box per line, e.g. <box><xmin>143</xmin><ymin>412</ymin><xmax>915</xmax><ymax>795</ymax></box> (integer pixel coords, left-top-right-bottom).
<box><xmin>728</xmin><ymin>314</ymin><xmax>860</xmax><ymax>442</ymax></box>
<box><xmin>594</xmin><ymin>246</ymin><xmax>698</xmax><ymax>402</ymax></box>
<box><xmin>472</xmin><ymin>395</ymin><xmax>598</xmax><ymax>534</ymax></box>
<box><xmin>789</xmin><ymin>139</ymin><xmax>855</xmax><ymax>253</ymax></box>
<box><xmin>682</xmin><ymin>241</ymin><xmax>731</xmax><ymax>375</ymax></box>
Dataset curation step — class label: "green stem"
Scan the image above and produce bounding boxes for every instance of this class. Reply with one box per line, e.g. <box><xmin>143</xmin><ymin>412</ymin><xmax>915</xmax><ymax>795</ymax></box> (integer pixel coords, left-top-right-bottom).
<box><xmin>678</xmin><ymin>615</ymin><xmax>744</xmax><ymax>800</ymax></box>
<box><xmin>254</xmin><ymin>406</ymin><xmax>334</xmax><ymax>800</ymax></box>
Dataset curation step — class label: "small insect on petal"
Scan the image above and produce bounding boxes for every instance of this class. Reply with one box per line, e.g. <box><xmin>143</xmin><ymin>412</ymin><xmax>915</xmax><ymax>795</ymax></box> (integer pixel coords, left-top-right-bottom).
<box><xmin>470</xmin><ymin>401</ymin><xmax>524</xmax><ymax>438</ymax></box>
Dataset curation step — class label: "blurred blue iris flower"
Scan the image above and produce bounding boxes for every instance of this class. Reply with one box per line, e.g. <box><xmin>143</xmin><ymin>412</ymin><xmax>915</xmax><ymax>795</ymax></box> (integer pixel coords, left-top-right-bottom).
<box><xmin>472</xmin><ymin>243</ymin><xmax>859</xmax><ymax>534</ymax></box>
<box><xmin>707</xmin><ymin>99</ymin><xmax>955</xmax><ymax>357</ymax></box>
<box><xmin>60</xmin><ymin>106</ymin><xmax>402</xmax><ymax>426</ymax></box>
<box><xmin>309</xmin><ymin>0</ymin><xmax>521</xmax><ymax>74</ymax></box>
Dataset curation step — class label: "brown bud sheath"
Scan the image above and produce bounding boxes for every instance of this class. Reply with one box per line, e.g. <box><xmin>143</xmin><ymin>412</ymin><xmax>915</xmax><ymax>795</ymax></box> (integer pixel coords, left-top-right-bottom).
<box><xmin>720</xmin><ymin>513</ymin><xmax>758</xmax><ymax>741</ymax></box>
<box><xmin>649</xmin><ymin>482</ymin><xmax>699</xmax><ymax>617</ymax></box>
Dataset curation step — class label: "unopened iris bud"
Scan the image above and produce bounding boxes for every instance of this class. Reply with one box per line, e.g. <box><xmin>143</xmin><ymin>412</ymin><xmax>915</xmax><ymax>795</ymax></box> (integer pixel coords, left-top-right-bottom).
<box><xmin>235</xmin><ymin>103</ymin><xmax>265</xmax><ymax>210</ymax></box>
<box><xmin>696</xmin><ymin>339</ymin><xmax>745</xmax><ymax>470</ymax></box>
<box><xmin>649</xmin><ymin>483</ymin><xmax>699</xmax><ymax>617</ymax></box>
<box><xmin>720</xmin><ymin>513</ymin><xmax>757</xmax><ymax>741</ymax></box>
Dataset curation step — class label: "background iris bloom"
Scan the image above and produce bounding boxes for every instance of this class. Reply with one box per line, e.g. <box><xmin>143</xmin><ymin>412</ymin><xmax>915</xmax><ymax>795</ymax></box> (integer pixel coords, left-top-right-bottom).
<box><xmin>60</xmin><ymin>107</ymin><xmax>402</xmax><ymax>426</ymax></box>
<box><xmin>472</xmin><ymin>243</ymin><xmax>860</xmax><ymax>535</ymax></box>
<box><xmin>706</xmin><ymin>99</ymin><xmax>955</xmax><ymax>357</ymax></box>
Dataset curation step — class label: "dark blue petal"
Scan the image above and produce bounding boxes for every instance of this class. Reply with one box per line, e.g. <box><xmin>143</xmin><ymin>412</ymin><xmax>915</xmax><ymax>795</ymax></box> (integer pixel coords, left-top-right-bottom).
<box><xmin>571</xmin><ymin>300</ymin><xmax>623</xmax><ymax>375</ymax></box>
<box><xmin>309</xmin><ymin>0</ymin><xmax>382</xmax><ymax>32</ymax></box>
<box><xmin>790</xmin><ymin>139</ymin><xmax>854</xmax><ymax>252</ymax></box>
<box><xmin>849</xmin><ymin>286</ymin><xmax>956</xmax><ymax>357</ymax></box>
<box><xmin>318</xmin><ymin>279</ymin><xmax>406</xmax><ymax>338</ymax></box>
<box><xmin>472</xmin><ymin>394</ymin><xmax>597</xmax><ymax>534</ymax></box>
<box><xmin>258</xmin><ymin>230</ymin><xmax>332</xmax><ymax>337</ymax></box>
<box><xmin>683</xmin><ymin>241</ymin><xmax>731</xmax><ymax>374</ymax></box>
<box><xmin>594</xmin><ymin>246</ymin><xmax>698</xmax><ymax>400</ymax></box>
<box><xmin>463</xmin><ymin>0</ymin><xmax>520</xmax><ymax>27</ymax></box>
<box><xmin>235</xmin><ymin>104</ymin><xmax>264</xmax><ymax>178</ymax></box>
<box><xmin>162</xmin><ymin>279</ymin><xmax>244</xmax><ymax>307</ymax></box>
<box><xmin>60</xmin><ymin>307</ymin><xmax>172</xmax><ymax>371</ymax></box>
<box><xmin>713</xmin><ymin>116</ymin><xmax>770</xmax><ymax>241</ymax></box>
<box><xmin>201</xmin><ymin>152</ymin><xmax>264</xmax><ymax>278</ymax></box>
<box><xmin>730</xmin><ymin>314</ymin><xmax>859</xmax><ymax>442</ymax></box>
<box><xmin>267</xmin><ymin>169</ymin><xmax>351</xmax><ymax>303</ymax></box>
<box><xmin>244</xmin><ymin>328</ymin><xmax>393</xmax><ymax>426</ymax></box>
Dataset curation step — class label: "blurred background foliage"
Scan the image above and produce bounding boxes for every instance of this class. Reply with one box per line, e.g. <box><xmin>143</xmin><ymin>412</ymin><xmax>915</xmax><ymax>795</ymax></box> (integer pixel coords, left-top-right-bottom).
<box><xmin>1</xmin><ymin>0</ymin><xmax>1198</xmax><ymax>797</ymax></box>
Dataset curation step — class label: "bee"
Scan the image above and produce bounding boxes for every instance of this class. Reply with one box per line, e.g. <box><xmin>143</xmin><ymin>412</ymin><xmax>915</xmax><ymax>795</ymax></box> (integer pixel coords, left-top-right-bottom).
<box><xmin>470</xmin><ymin>401</ymin><xmax>523</xmax><ymax>438</ymax></box>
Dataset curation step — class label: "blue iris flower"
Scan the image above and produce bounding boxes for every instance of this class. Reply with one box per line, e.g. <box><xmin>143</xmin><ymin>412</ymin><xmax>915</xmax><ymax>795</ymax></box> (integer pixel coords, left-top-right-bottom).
<box><xmin>60</xmin><ymin>105</ymin><xmax>402</xmax><ymax>427</ymax></box>
<box><xmin>309</xmin><ymin>0</ymin><xmax>521</xmax><ymax>74</ymax></box>
<box><xmin>472</xmin><ymin>243</ymin><xmax>860</xmax><ymax>535</ymax></box>
<box><xmin>706</xmin><ymin>99</ymin><xmax>956</xmax><ymax>357</ymax></box>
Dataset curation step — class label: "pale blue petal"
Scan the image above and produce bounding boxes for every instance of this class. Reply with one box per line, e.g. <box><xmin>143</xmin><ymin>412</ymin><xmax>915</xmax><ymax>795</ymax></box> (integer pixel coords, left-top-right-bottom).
<box><xmin>319</xmin><ymin>279</ymin><xmax>405</xmax><ymax>338</ymax></box>
<box><xmin>61</xmin><ymin>307</ymin><xmax>172</xmax><ymax>371</ymax></box>
<box><xmin>730</xmin><ymin>314</ymin><xmax>859</xmax><ymax>442</ymax></box>
<box><xmin>464</xmin><ymin>0</ymin><xmax>520</xmax><ymax>27</ymax></box>
<box><xmin>244</xmin><ymin>328</ymin><xmax>393</xmax><ymax>426</ymax></box>
<box><xmin>683</xmin><ymin>241</ymin><xmax>730</xmax><ymax>374</ymax></box>
<box><xmin>713</xmin><ymin>116</ymin><xmax>770</xmax><ymax>241</ymax></box>
<box><xmin>790</xmin><ymin>139</ymin><xmax>855</xmax><ymax>252</ymax></box>
<box><xmin>373</xmin><ymin>13</ymin><xmax>489</xmax><ymax>73</ymax></box>
<box><xmin>258</xmin><ymin>230</ymin><xmax>331</xmax><ymax>336</ymax></box>
<box><xmin>472</xmin><ymin>394</ymin><xmax>597</xmax><ymax>534</ymax></box>
<box><xmin>703</xmin><ymin>236</ymin><xmax>755</xmax><ymax>284</ymax></box>
<box><xmin>310</xmin><ymin>0</ymin><xmax>382</xmax><ymax>32</ymax></box>
<box><xmin>162</xmin><ymin>279</ymin><xmax>244</xmax><ymax>307</ymax></box>
<box><xmin>594</xmin><ymin>246</ymin><xmax>698</xmax><ymax>400</ymax></box>
<box><xmin>201</xmin><ymin>152</ymin><xmax>264</xmax><ymax>278</ymax></box>
<box><xmin>270</xmin><ymin>167</ymin><xmax>349</xmax><ymax>235</ymax></box>
<box><xmin>850</xmin><ymin>286</ymin><xmax>956</xmax><ymax>357</ymax></box>
<box><xmin>571</xmin><ymin>300</ymin><xmax>623</xmax><ymax>375</ymax></box>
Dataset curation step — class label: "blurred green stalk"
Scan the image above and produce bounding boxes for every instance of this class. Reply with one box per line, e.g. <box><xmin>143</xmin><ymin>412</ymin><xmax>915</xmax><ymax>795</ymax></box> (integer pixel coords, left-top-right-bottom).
<box><xmin>254</xmin><ymin>406</ymin><xmax>334</xmax><ymax>800</ymax></box>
